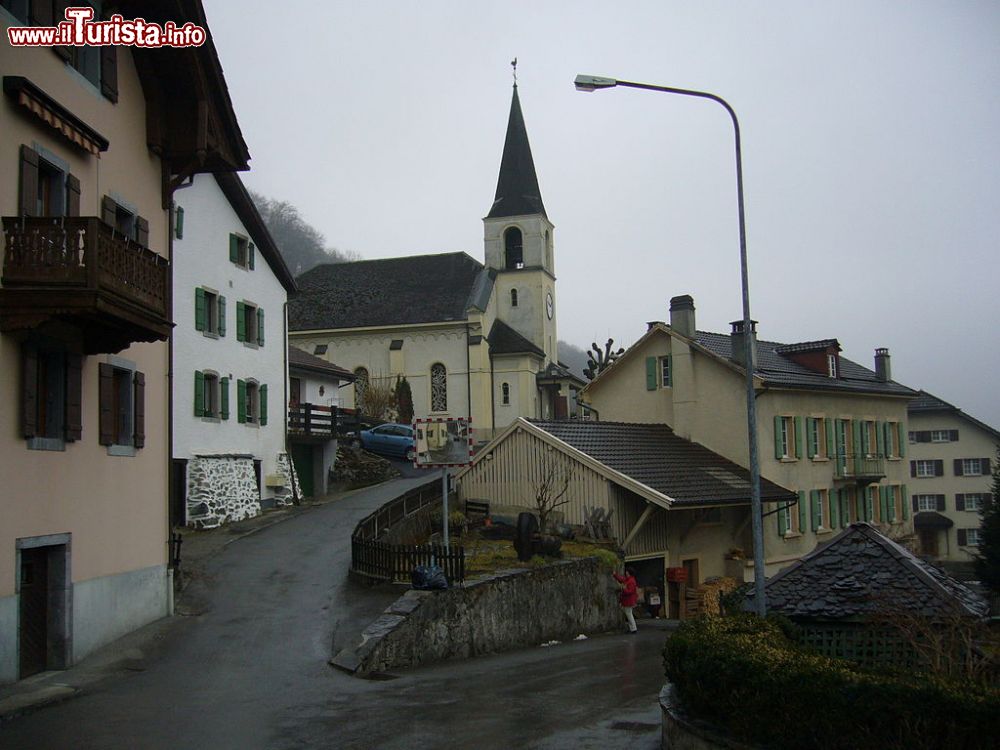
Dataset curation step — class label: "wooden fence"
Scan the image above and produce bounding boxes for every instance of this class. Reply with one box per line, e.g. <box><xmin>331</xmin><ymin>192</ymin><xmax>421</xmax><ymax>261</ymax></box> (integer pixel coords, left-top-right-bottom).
<box><xmin>350</xmin><ymin>476</ymin><xmax>465</xmax><ymax>584</ymax></box>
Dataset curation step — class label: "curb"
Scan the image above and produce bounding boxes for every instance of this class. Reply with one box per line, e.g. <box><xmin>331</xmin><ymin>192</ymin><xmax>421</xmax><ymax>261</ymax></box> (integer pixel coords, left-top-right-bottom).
<box><xmin>0</xmin><ymin>685</ymin><xmax>79</xmax><ymax>724</ymax></box>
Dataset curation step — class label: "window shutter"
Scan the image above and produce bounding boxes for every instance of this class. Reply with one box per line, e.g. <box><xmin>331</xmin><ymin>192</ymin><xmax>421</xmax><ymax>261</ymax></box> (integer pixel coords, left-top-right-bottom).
<box><xmin>898</xmin><ymin>423</ymin><xmax>905</xmax><ymax>457</ymax></box>
<box><xmin>193</xmin><ymin>370</ymin><xmax>204</xmax><ymax>417</ymax></box>
<box><xmin>957</xmin><ymin>494</ymin><xmax>965</xmax><ymax>511</ymax></box>
<box><xmin>645</xmin><ymin>357</ymin><xmax>656</xmax><ymax>390</ymax></box>
<box><xmin>133</xmin><ymin>371</ymin><xmax>145</xmax><ymax>449</ymax></box>
<box><xmin>21</xmin><ymin>345</ymin><xmax>38</xmax><ymax>439</ymax></box>
<box><xmin>879</xmin><ymin>486</ymin><xmax>888</xmax><ymax>522</ymax></box>
<box><xmin>237</xmin><ymin>379</ymin><xmax>246</xmax><ymax>424</ymax></box>
<box><xmin>865</xmin><ymin>489</ymin><xmax>874</xmax><ymax>522</ymax></box>
<box><xmin>175</xmin><ymin>206</ymin><xmax>184</xmax><ymax>239</ymax></box>
<box><xmin>825</xmin><ymin>419</ymin><xmax>834</xmax><ymax>460</ymax></box>
<box><xmin>774</xmin><ymin>416</ymin><xmax>784</xmax><ymax>459</ymax></box>
<box><xmin>101</xmin><ymin>195</ymin><xmax>117</xmax><ymax>227</ymax></box>
<box><xmin>910</xmin><ymin>461</ymin><xmax>917</xmax><ymax>478</ymax></box>
<box><xmin>806</xmin><ymin>418</ymin><xmax>817</xmax><ymax>459</ymax></box>
<box><xmin>810</xmin><ymin>490</ymin><xmax>820</xmax><ymax>531</ymax></box>
<box><xmin>19</xmin><ymin>145</ymin><xmax>39</xmax><ymax>217</ymax></box>
<box><xmin>949</xmin><ymin>429</ymin><xmax>959</xmax><ymax>441</ymax></box>
<box><xmin>887</xmin><ymin>487</ymin><xmax>896</xmax><ymax>522</ymax></box>
<box><xmin>777</xmin><ymin>505</ymin><xmax>788</xmax><ymax>536</ymax></box>
<box><xmin>135</xmin><ymin>216</ymin><xmax>149</xmax><ymax>247</ymax></box>
<box><xmin>220</xmin><ymin>377</ymin><xmax>229</xmax><ymax>420</ymax></box>
<box><xmin>229</xmin><ymin>234</ymin><xmax>239</xmax><ymax>263</ymax></box>
<box><xmin>99</xmin><ymin>363</ymin><xmax>115</xmax><ymax>445</ymax></box>
<box><xmin>911</xmin><ymin>493</ymin><xmax>919</xmax><ymax>513</ymax></box>
<box><xmin>236</xmin><ymin>302</ymin><xmax>246</xmax><ymax>342</ymax></box>
<box><xmin>259</xmin><ymin>385</ymin><xmax>268</xmax><ymax>426</ymax></box>
<box><xmin>937</xmin><ymin>495</ymin><xmax>947</xmax><ymax>512</ymax></box>
<box><xmin>194</xmin><ymin>288</ymin><xmax>206</xmax><ymax>331</ymax></box>
<box><xmin>100</xmin><ymin>40</ymin><xmax>118</xmax><ymax>102</ymax></box>
<box><xmin>248</xmin><ymin>242</ymin><xmax>255</xmax><ymax>270</ymax></box>
<box><xmin>981</xmin><ymin>458</ymin><xmax>991</xmax><ymax>474</ymax></box>
<box><xmin>835</xmin><ymin>420</ymin><xmax>847</xmax><ymax>475</ymax></box>
<box><xmin>64</xmin><ymin>353</ymin><xmax>82</xmax><ymax>441</ymax></box>
<box><xmin>851</xmin><ymin>420</ymin><xmax>861</xmax><ymax>470</ymax></box>
<box><xmin>798</xmin><ymin>490</ymin><xmax>807</xmax><ymax>534</ymax></box>
<box><xmin>958</xmin><ymin>529</ymin><xmax>968</xmax><ymax>546</ymax></box>
<box><xmin>876</xmin><ymin>421</ymin><xmax>885</xmax><ymax>457</ymax></box>
<box><xmin>66</xmin><ymin>173</ymin><xmax>81</xmax><ymax>217</ymax></box>
<box><xmin>901</xmin><ymin>485</ymin><xmax>909</xmax><ymax>520</ymax></box>
<box><xmin>257</xmin><ymin>308</ymin><xmax>265</xmax><ymax>346</ymax></box>
<box><xmin>794</xmin><ymin>416</ymin><xmax>803</xmax><ymax>459</ymax></box>
<box><xmin>218</xmin><ymin>295</ymin><xmax>226</xmax><ymax>337</ymax></box>
<box><xmin>954</xmin><ymin>459</ymin><xmax>963</xmax><ymax>477</ymax></box>
<box><xmin>934</xmin><ymin>460</ymin><xmax>944</xmax><ymax>477</ymax></box>
<box><xmin>830</xmin><ymin>489</ymin><xmax>840</xmax><ymax>528</ymax></box>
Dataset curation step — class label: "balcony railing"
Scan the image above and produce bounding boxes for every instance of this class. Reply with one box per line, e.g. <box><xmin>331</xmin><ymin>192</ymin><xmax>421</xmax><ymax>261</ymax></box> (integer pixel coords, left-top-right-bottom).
<box><xmin>1</xmin><ymin>216</ymin><xmax>170</xmax><ymax>351</ymax></box>
<box><xmin>834</xmin><ymin>453</ymin><xmax>886</xmax><ymax>481</ymax></box>
<box><xmin>288</xmin><ymin>403</ymin><xmax>336</xmax><ymax>439</ymax></box>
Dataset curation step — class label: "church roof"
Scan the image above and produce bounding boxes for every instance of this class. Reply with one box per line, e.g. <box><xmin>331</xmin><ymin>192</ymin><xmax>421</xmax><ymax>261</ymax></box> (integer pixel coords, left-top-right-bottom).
<box><xmin>488</xmin><ymin>319</ymin><xmax>545</xmax><ymax>358</ymax></box>
<box><xmin>486</xmin><ymin>86</ymin><xmax>547</xmax><ymax>220</ymax></box>
<box><xmin>289</xmin><ymin>252</ymin><xmax>486</xmax><ymax>331</ymax></box>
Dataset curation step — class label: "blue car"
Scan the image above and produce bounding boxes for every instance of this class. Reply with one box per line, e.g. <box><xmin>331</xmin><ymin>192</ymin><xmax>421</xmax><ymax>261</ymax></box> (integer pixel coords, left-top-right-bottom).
<box><xmin>357</xmin><ymin>423</ymin><xmax>415</xmax><ymax>461</ymax></box>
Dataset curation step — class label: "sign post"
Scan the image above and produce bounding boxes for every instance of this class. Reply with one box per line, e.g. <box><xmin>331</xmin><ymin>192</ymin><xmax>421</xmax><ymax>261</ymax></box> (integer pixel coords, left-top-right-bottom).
<box><xmin>413</xmin><ymin>417</ymin><xmax>474</xmax><ymax>553</ymax></box>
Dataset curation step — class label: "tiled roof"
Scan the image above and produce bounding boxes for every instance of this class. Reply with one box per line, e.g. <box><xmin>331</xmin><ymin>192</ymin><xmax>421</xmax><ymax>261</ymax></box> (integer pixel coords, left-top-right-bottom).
<box><xmin>694</xmin><ymin>331</ymin><xmax>916</xmax><ymax>397</ymax></box>
<box><xmin>289</xmin><ymin>252</ymin><xmax>485</xmax><ymax>331</ymax></box>
<box><xmin>489</xmin><ymin>320</ymin><xmax>545</xmax><ymax>357</ymax></box>
<box><xmin>773</xmin><ymin>339</ymin><xmax>840</xmax><ymax>355</ymax></box>
<box><xmin>529</xmin><ymin>420</ymin><xmax>796</xmax><ymax>507</ymax></box>
<box><xmin>746</xmin><ymin>523</ymin><xmax>988</xmax><ymax>619</ymax></box>
<box><xmin>908</xmin><ymin>390</ymin><xmax>1000</xmax><ymax>439</ymax></box>
<box><xmin>288</xmin><ymin>346</ymin><xmax>354</xmax><ymax>380</ymax></box>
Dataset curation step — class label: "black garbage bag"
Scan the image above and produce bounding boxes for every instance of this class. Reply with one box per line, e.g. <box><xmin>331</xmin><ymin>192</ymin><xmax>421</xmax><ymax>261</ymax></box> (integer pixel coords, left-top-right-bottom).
<box><xmin>411</xmin><ymin>564</ymin><xmax>449</xmax><ymax>590</ymax></box>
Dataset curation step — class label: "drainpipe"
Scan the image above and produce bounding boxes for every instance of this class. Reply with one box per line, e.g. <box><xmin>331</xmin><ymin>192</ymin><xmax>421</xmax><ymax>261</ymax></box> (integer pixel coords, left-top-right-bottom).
<box><xmin>489</xmin><ymin>348</ymin><xmax>496</xmax><ymax>438</ymax></box>
<box><xmin>165</xmin><ymin>198</ymin><xmax>176</xmax><ymax>615</ymax></box>
<box><xmin>465</xmin><ymin>323</ymin><xmax>472</xmax><ymax>421</ymax></box>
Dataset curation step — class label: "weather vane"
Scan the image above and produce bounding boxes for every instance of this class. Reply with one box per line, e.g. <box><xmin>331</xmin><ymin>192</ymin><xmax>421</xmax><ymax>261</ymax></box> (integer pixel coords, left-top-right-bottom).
<box><xmin>511</xmin><ymin>57</ymin><xmax>517</xmax><ymax>84</ymax></box>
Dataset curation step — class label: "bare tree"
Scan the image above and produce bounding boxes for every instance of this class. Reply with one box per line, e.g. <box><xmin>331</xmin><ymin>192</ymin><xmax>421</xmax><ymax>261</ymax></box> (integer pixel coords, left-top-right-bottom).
<box><xmin>357</xmin><ymin>372</ymin><xmax>398</xmax><ymax>421</ymax></box>
<box><xmin>534</xmin><ymin>451</ymin><xmax>573</xmax><ymax>532</ymax></box>
<box><xmin>584</xmin><ymin>338</ymin><xmax>625</xmax><ymax>381</ymax></box>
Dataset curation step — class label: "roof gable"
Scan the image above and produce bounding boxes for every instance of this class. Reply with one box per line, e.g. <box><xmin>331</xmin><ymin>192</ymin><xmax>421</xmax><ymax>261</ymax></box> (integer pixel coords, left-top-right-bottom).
<box><xmin>908</xmin><ymin>390</ymin><xmax>1000</xmax><ymax>440</ymax></box>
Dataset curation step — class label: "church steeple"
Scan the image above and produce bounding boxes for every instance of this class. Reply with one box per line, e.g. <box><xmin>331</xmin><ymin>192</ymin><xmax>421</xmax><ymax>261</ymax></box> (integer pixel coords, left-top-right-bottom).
<box><xmin>486</xmin><ymin>85</ymin><xmax>547</xmax><ymax>220</ymax></box>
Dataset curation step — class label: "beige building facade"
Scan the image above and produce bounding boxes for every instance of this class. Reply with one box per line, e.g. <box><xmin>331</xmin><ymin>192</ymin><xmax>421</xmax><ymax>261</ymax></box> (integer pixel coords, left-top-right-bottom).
<box><xmin>581</xmin><ymin>295</ymin><xmax>917</xmax><ymax>578</ymax></box>
<box><xmin>0</xmin><ymin>1</ymin><xmax>247</xmax><ymax>682</ymax></box>
<box><xmin>907</xmin><ymin>391</ymin><xmax>998</xmax><ymax>564</ymax></box>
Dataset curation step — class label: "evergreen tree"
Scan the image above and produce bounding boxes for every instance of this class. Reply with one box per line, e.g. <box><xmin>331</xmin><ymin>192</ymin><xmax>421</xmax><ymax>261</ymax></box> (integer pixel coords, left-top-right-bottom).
<box><xmin>395</xmin><ymin>376</ymin><xmax>414</xmax><ymax>426</ymax></box>
<box><xmin>974</xmin><ymin>444</ymin><xmax>1000</xmax><ymax>594</ymax></box>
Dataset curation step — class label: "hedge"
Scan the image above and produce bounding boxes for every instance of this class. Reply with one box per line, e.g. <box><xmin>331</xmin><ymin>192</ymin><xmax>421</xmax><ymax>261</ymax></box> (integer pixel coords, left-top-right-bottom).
<box><xmin>663</xmin><ymin>615</ymin><xmax>1000</xmax><ymax>750</ymax></box>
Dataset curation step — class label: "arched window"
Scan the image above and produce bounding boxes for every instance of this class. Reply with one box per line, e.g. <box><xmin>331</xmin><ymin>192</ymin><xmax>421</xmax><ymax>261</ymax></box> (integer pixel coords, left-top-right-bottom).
<box><xmin>354</xmin><ymin>367</ymin><xmax>369</xmax><ymax>411</ymax></box>
<box><xmin>430</xmin><ymin>363</ymin><xmax>447</xmax><ymax>412</ymax></box>
<box><xmin>510</xmin><ymin>288</ymin><xmax>518</xmax><ymax>307</ymax></box>
<box><xmin>504</xmin><ymin>227</ymin><xmax>523</xmax><ymax>270</ymax></box>
<box><xmin>501</xmin><ymin>382</ymin><xmax>510</xmax><ymax>405</ymax></box>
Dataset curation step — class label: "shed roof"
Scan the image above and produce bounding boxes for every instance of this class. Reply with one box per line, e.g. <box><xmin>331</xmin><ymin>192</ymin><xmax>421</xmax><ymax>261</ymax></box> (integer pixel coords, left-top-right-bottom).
<box><xmin>288</xmin><ymin>346</ymin><xmax>354</xmax><ymax>380</ymax></box>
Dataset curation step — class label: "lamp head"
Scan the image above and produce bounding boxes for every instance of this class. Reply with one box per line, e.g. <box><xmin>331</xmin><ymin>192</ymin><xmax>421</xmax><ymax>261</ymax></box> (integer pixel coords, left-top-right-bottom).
<box><xmin>574</xmin><ymin>74</ymin><xmax>618</xmax><ymax>92</ymax></box>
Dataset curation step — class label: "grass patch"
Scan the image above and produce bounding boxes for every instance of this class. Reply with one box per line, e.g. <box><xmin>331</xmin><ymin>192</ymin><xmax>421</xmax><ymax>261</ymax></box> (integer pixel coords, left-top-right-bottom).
<box><xmin>462</xmin><ymin>531</ymin><xmax>617</xmax><ymax>576</ymax></box>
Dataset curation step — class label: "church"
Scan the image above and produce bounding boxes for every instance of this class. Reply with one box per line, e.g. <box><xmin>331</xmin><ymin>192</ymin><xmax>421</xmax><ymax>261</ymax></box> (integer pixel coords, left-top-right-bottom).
<box><xmin>288</xmin><ymin>85</ymin><xmax>582</xmax><ymax>442</ymax></box>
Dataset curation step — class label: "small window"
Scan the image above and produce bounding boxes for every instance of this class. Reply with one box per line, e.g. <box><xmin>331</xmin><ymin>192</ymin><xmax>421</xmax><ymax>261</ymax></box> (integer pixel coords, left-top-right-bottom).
<box><xmin>195</xmin><ymin>288</ymin><xmax>225</xmax><ymax>336</ymax></box>
<box><xmin>202</xmin><ymin>373</ymin><xmax>219</xmax><ymax>418</ymax></box>
<box><xmin>827</xmin><ymin>354</ymin><xmax>837</xmax><ymax>378</ymax></box>
<box><xmin>915</xmin><ymin>495</ymin><xmax>939</xmax><ymax>512</ymax></box>
<box><xmin>807</xmin><ymin>417</ymin><xmax>827</xmax><ymax>459</ymax></box>
<box><xmin>510</xmin><ymin>289</ymin><xmax>518</xmax><ymax>307</ymax></box>
<box><xmin>236</xmin><ymin>379</ymin><xmax>267</xmax><ymax>426</ymax></box>
<box><xmin>777</xmin><ymin>504</ymin><xmax>792</xmax><ymax>537</ymax></box>
<box><xmin>245</xmin><ymin>381</ymin><xmax>258</xmax><ymax>423</ymax></box>
<box><xmin>962</xmin><ymin>458</ymin><xmax>985</xmax><ymax>476</ymax></box>
<box><xmin>111</xmin><ymin>367</ymin><xmax>134</xmax><ymax>446</ymax></box>
<box><xmin>861</xmin><ymin>421</ymin><xmax>877</xmax><ymax>457</ymax></box>
<box><xmin>915</xmin><ymin>460</ymin><xmax>937</xmax><ymax>478</ymax></box>
<box><xmin>963</xmin><ymin>494</ymin><xmax>986</xmax><ymax>512</ymax></box>
<box><xmin>964</xmin><ymin>529</ymin><xmax>982</xmax><ymax>547</ymax></box>
<box><xmin>501</xmin><ymin>382</ymin><xmax>510</xmax><ymax>405</ymax></box>
<box><xmin>660</xmin><ymin>356</ymin><xmax>671</xmax><ymax>388</ymax></box>
<box><xmin>908</xmin><ymin>431</ymin><xmax>917</xmax><ymax>444</ymax></box>
<box><xmin>37</xmin><ymin>158</ymin><xmax>66</xmax><ymax>217</ymax></box>
<box><xmin>777</xmin><ymin>416</ymin><xmax>796</xmax><ymax>459</ymax></box>
<box><xmin>99</xmin><ymin>361</ymin><xmax>144</xmax><ymax>451</ymax></box>
<box><xmin>230</xmin><ymin>233</ymin><xmax>255</xmax><ymax>270</ymax></box>
<box><xmin>885</xmin><ymin>422</ymin><xmax>900</xmax><ymax>458</ymax></box>
<box><xmin>504</xmin><ymin>227</ymin><xmax>524</xmax><ymax>270</ymax></box>
<box><xmin>236</xmin><ymin>301</ymin><xmax>263</xmax><ymax>346</ymax></box>
<box><xmin>931</xmin><ymin>430</ymin><xmax>951</xmax><ymax>443</ymax></box>
<box><xmin>430</xmin><ymin>363</ymin><xmax>447</xmax><ymax>412</ymax></box>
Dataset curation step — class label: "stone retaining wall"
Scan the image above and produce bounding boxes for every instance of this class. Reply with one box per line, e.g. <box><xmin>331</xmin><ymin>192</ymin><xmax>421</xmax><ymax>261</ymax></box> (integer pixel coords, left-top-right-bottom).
<box><xmin>332</xmin><ymin>557</ymin><xmax>621</xmax><ymax>675</ymax></box>
<box><xmin>187</xmin><ymin>455</ymin><xmax>261</xmax><ymax>529</ymax></box>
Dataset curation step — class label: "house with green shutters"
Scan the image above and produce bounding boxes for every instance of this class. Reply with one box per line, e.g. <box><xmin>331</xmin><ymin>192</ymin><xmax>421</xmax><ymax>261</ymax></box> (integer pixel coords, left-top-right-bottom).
<box><xmin>580</xmin><ymin>294</ymin><xmax>918</xmax><ymax>578</ymax></box>
<box><xmin>171</xmin><ymin>172</ymin><xmax>297</xmax><ymax>528</ymax></box>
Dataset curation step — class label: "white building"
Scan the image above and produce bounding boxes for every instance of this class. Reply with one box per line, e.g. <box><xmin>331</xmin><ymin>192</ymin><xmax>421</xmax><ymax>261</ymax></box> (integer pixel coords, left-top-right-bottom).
<box><xmin>171</xmin><ymin>173</ymin><xmax>297</xmax><ymax>528</ymax></box>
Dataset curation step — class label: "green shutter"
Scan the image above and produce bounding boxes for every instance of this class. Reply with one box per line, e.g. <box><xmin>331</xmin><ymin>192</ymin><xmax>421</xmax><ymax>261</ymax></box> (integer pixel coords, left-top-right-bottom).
<box><xmin>175</xmin><ymin>206</ymin><xmax>184</xmax><ymax>239</ymax></box>
<box><xmin>194</xmin><ymin>370</ymin><xmax>204</xmax><ymax>417</ymax></box>
<box><xmin>825</xmin><ymin>418</ymin><xmax>834</xmax><ymax>460</ymax></box>
<box><xmin>794</xmin><ymin>416</ymin><xmax>804</xmax><ymax>459</ymax></box>
<box><xmin>237</xmin><ymin>379</ymin><xmax>246</xmax><ymax>424</ymax></box>
<box><xmin>230</xmin><ymin>233</ymin><xmax>238</xmax><ymax>262</ymax></box>
<box><xmin>810</xmin><ymin>490</ymin><xmax>821</xmax><ymax>532</ymax></box>
<box><xmin>194</xmin><ymin>287</ymin><xmax>206</xmax><ymax>331</ymax></box>
<box><xmin>841</xmin><ymin>490</ymin><xmax>850</xmax><ymax>528</ymax></box>
<box><xmin>259</xmin><ymin>384</ymin><xmax>268</xmax><ymax>426</ymax></box>
<box><xmin>798</xmin><ymin>490</ymin><xmax>807</xmax><ymax>534</ymax></box>
<box><xmin>806</xmin><ymin>418</ymin><xmax>817</xmax><ymax>459</ymax></box>
<box><xmin>665</xmin><ymin>354</ymin><xmax>673</xmax><ymax>386</ymax></box>
<box><xmin>901</xmin><ymin>484</ymin><xmax>909</xmax><ymax>520</ymax></box>
<box><xmin>829</xmin><ymin>489</ymin><xmax>840</xmax><ymax>528</ymax></box>
<box><xmin>236</xmin><ymin>301</ymin><xmax>246</xmax><ymax>342</ymax></box>
<box><xmin>879</xmin><ymin>485</ymin><xmax>888</xmax><ymax>523</ymax></box>
<box><xmin>865</xmin><ymin>488</ymin><xmax>874</xmax><ymax>522</ymax></box>
<box><xmin>645</xmin><ymin>357</ymin><xmax>656</xmax><ymax>390</ymax></box>
<box><xmin>898</xmin><ymin>423</ymin><xmax>905</xmax><ymax>458</ymax></box>
<box><xmin>887</xmin><ymin>486</ymin><xmax>896</xmax><ymax>522</ymax></box>
<box><xmin>248</xmin><ymin>242</ymin><xmax>255</xmax><ymax>270</ymax></box>
<box><xmin>777</xmin><ymin>504</ymin><xmax>788</xmax><ymax>536</ymax></box>
<box><xmin>218</xmin><ymin>295</ymin><xmax>226</xmax><ymax>337</ymax></box>
<box><xmin>257</xmin><ymin>308</ymin><xmax>265</xmax><ymax>346</ymax></box>
<box><xmin>834</xmin><ymin>420</ymin><xmax>846</xmax><ymax>474</ymax></box>
<box><xmin>220</xmin><ymin>377</ymin><xmax>229</xmax><ymax>420</ymax></box>
<box><xmin>774</xmin><ymin>416</ymin><xmax>784</xmax><ymax>459</ymax></box>
<box><xmin>876</xmin><ymin>421</ymin><xmax>885</xmax><ymax>457</ymax></box>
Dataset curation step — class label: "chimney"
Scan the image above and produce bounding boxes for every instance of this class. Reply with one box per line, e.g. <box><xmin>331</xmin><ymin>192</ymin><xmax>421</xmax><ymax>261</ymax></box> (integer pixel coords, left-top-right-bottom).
<box><xmin>646</xmin><ymin>321</ymin><xmax>665</xmax><ymax>331</ymax></box>
<box><xmin>669</xmin><ymin>295</ymin><xmax>696</xmax><ymax>338</ymax></box>
<box><xmin>730</xmin><ymin>319</ymin><xmax>758</xmax><ymax>370</ymax></box>
<box><xmin>874</xmin><ymin>348</ymin><xmax>891</xmax><ymax>382</ymax></box>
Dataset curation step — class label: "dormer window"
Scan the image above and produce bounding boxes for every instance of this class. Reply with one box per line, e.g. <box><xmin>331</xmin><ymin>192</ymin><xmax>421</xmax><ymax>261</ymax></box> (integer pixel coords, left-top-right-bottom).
<box><xmin>827</xmin><ymin>354</ymin><xmax>838</xmax><ymax>378</ymax></box>
<box><xmin>504</xmin><ymin>227</ymin><xmax>523</xmax><ymax>270</ymax></box>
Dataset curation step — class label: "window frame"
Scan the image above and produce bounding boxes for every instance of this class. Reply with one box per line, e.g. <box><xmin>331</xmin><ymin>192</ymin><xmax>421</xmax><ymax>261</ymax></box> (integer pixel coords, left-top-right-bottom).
<box><xmin>827</xmin><ymin>354</ymin><xmax>837</xmax><ymax>378</ymax></box>
<box><xmin>965</xmin><ymin>528</ymin><xmax>982</xmax><ymax>547</ymax></box>
<box><xmin>963</xmin><ymin>494</ymin><xmax>985</xmax><ymax>512</ymax></box>
<box><xmin>103</xmin><ymin>355</ymin><xmax>141</xmax><ymax>456</ymax></box>
<box><xmin>915</xmin><ymin>460</ymin><xmax>937</xmax><ymax>478</ymax></box>
<box><xmin>931</xmin><ymin>430</ymin><xmax>951</xmax><ymax>443</ymax></box>
<box><xmin>501</xmin><ymin>381</ymin><xmax>510</xmax><ymax>406</ymax></box>
<box><xmin>915</xmin><ymin>494</ymin><xmax>939</xmax><ymax>512</ymax></box>
<box><xmin>430</xmin><ymin>362</ymin><xmax>448</xmax><ymax>413</ymax></box>
<box><xmin>962</xmin><ymin>458</ymin><xmax>984</xmax><ymax>476</ymax></box>
<box><xmin>660</xmin><ymin>356</ymin><xmax>671</xmax><ymax>388</ymax></box>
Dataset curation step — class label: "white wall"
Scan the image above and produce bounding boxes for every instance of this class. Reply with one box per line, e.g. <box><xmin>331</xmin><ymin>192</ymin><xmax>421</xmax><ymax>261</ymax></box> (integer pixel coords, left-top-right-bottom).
<box><xmin>172</xmin><ymin>174</ymin><xmax>288</xmax><ymax>498</ymax></box>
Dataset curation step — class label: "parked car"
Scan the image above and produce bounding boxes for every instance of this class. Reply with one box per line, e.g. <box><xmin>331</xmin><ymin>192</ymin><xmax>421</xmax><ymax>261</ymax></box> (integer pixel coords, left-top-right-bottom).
<box><xmin>356</xmin><ymin>423</ymin><xmax>415</xmax><ymax>461</ymax></box>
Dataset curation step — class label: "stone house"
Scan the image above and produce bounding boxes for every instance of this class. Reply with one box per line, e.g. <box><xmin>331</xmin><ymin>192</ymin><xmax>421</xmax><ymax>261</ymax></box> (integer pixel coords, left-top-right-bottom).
<box><xmin>288</xmin><ymin>84</ymin><xmax>582</xmax><ymax>443</ymax></box>
<box><xmin>0</xmin><ymin>0</ymin><xmax>247</xmax><ymax>682</ymax></box>
<box><xmin>171</xmin><ymin>172</ymin><xmax>297</xmax><ymax>528</ymax></box>
<box><xmin>580</xmin><ymin>295</ymin><xmax>918</xmax><ymax>579</ymax></box>
<box><xmin>907</xmin><ymin>390</ymin><xmax>999</xmax><ymax>563</ymax></box>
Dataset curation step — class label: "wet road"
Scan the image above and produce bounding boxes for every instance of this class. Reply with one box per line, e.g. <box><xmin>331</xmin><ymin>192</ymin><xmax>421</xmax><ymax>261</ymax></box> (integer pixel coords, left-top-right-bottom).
<box><xmin>1</xmin><ymin>473</ymin><xmax>667</xmax><ymax>749</ymax></box>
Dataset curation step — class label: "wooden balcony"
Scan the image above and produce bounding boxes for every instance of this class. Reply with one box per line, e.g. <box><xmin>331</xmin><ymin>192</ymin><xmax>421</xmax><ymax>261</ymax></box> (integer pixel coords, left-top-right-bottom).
<box><xmin>288</xmin><ymin>403</ymin><xmax>337</xmax><ymax>442</ymax></box>
<box><xmin>834</xmin><ymin>453</ymin><xmax>886</xmax><ymax>483</ymax></box>
<box><xmin>1</xmin><ymin>216</ymin><xmax>170</xmax><ymax>353</ymax></box>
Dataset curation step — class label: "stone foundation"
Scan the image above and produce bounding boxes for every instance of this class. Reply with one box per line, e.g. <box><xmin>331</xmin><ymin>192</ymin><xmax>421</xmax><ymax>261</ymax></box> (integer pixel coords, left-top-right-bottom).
<box><xmin>186</xmin><ymin>455</ymin><xmax>262</xmax><ymax>529</ymax></box>
<box><xmin>274</xmin><ymin>452</ymin><xmax>301</xmax><ymax>506</ymax></box>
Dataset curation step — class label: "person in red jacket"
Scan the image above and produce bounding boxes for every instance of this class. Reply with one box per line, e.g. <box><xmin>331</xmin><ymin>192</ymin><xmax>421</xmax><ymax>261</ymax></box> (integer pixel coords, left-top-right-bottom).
<box><xmin>613</xmin><ymin>567</ymin><xmax>639</xmax><ymax>634</ymax></box>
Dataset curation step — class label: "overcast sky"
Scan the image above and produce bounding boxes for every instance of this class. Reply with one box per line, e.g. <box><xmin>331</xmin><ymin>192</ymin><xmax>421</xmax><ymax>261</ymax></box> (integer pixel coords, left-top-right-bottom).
<box><xmin>206</xmin><ymin>1</ymin><xmax>1000</xmax><ymax>428</ymax></box>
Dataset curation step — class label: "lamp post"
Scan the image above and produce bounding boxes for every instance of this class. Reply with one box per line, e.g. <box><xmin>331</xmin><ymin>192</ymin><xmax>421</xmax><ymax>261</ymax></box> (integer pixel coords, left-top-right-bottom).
<box><xmin>574</xmin><ymin>74</ymin><xmax>766</xmax><ymax>616</ymax></box>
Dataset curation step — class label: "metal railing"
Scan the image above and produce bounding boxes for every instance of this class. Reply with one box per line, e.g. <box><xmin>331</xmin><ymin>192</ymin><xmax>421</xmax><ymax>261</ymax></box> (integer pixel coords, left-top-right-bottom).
<box><xmin>834</xmin><ymin>453</ymin><xmax>887</xmax><ymax>480</ymax></box>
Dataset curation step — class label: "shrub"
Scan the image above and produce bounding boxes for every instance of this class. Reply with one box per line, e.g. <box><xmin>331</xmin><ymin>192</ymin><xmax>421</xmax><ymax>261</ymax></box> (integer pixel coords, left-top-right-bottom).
<box><xmin>590</xmin><ymin>548</ymin><xmax>620</xmax><ymax>570</ymax></box>
<box><xmin>663</xmin><ymin>615</ymin><xmax>1000</xmax><ymax>750</ymax></box>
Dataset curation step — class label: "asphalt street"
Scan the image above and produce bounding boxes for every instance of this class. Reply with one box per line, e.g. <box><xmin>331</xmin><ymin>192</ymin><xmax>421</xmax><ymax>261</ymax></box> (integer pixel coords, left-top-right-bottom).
<box><xmin>0</xmin><ymin>470</ymin><xmax>668</xmax><ymax>750</ymax></box>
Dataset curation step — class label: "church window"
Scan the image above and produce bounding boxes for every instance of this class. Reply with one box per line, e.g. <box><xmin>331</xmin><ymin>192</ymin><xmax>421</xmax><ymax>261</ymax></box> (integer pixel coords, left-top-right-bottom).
<box><xmin>430</xmin><ymin>363</ymin><xmax>447</xmax><ymax>412</ymax></box>
<box><xmin>504</xmin><ymin>227</ymin><xmax>523</xmax><ymax>270</ymax></box>
<box><xmin>501</xmin><ymin>382</ymin><xmax>510</xmax><ymax>405</ymax></box>
<box><xmin>510</xmin><ymin>289</ymin><xmax>518</xmax><ymax>307</ymax></box>
<box><xmin>354</xmin><ymin>367</ymin><xmax>369</xmax><ymax>411</ymax></box>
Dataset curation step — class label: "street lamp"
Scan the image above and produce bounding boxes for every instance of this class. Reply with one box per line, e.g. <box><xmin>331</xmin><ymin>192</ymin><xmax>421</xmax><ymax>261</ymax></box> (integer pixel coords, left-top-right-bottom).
<box><xmin>574</xmin><ymin>74</ymin><xmax>767</xmax><ymax>616</ymax></box>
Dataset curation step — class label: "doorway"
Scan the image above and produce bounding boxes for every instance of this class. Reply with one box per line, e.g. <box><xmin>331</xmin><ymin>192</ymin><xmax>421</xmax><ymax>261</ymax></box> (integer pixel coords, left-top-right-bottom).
<box><xmin>170</xmin><ymin>459</ymin><xmax>188</xmax><ymax>527</ymax></box>
<box><xmin>290</xmin><ymin>444</ymin><xmax>314</xmax><ymax>498</ymax></box>
<box><xmin>17</xmin><ymin>539</ymin><xmax>71</xmax><ymax>679</ymax></box>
